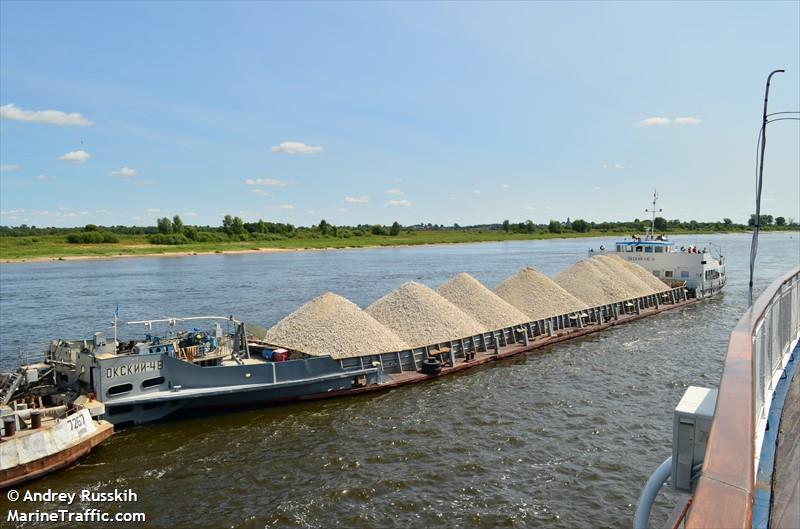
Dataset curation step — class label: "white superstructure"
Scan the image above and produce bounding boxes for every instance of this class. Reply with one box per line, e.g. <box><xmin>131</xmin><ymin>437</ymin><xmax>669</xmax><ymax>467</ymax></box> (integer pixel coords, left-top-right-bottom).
<box><xmin>593</xmin><ymin>192</ymin><xmax>727</xmax><ymax>298</ymax></box>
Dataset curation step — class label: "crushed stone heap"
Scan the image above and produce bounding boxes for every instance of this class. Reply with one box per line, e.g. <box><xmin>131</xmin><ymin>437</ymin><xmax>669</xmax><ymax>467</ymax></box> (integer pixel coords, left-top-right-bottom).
<box><xmin>555</xmin><ymin>259</ymin><xmax>643</xmax><ymax>306</ymax></box>
<box><xmin>605</xmin><ymin>254</ymin><xmax>671</xmax><ymax>292</ymax></box>
<box><xmin>366</xmin><ymin>281</ymin><xmax>486</xmax><ymax>348</ymax></box>
<box><xmin>437</xmin><ymin>272</ymin><xmax>531</xmax><ymax>331</ymax></box>
<box><xmin>494</xmin><ymin>266</ymin><xmax>588</xmax><ymax>320</ymax></box>
<box><xmin>591</xmin><ymin>255</ymin><xmax>657</xmax><ymax>298</ymax></box>
<box><xmin>264</xmin><ymin>292</ymin><xmax>409</xmax><ymax>359</ymax></box>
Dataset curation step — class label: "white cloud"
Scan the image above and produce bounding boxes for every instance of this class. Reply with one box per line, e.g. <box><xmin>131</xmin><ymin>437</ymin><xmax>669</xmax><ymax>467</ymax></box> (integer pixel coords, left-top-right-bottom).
<box><xmin>501</xmin><ymin>183</ymin><xmax>510</xmax><ymax>189</ymax></box>
<box><xmin>270</xmin><ymin>204</ymin><xmax>294</xmax><ymax>210</ymax></box>
<box><xmin>0</xmin><ymin>209</ymin><xmax>25</xmax><ymax>216</ymax></box>
<box><xmin>34</xmin><ymin>174</ymin><xmax>48</xmax><ymax>181</ymax></box>
<box><xmin>145</xmin><ymin>208</ymin><xmax>160</xmax><ymax>215</ymax></box>
<box><xmin>330</xmin><ymin>206</ymin><xmax>348</xmax><ymax>213</ymax></box>
<box><xmin>613</xmin><ymin>163</ymin><xmax>625</xmax><ymax>170</ymax></box>
<box><xmin>111</xmin><ymin>166</ymin><xmax>138</xmax><ymax>178</ymax></box>
<box><xmin>1</xmin><ymin>103</ymin><xmax>93</xmax><ymax>126</ymax></box>
<box><xmin>674</xmin><ymin>116</ymin><xmax>702</xmax><ymax>125</ymax></box>
<box><xmin>30</xmin><ymin>209</ymin><xmax>88</xmax><ymax>219</ymax></box>
<box><xmin>95</xmin><ymin>209</ymin><xmax>111</xmax><ymax>215</ymax></box>
<box><xmin>384</xmin><ymin>189</ymin><xmax>404</xmax><ymax>195</ymax></box>
<box><xmin>638</xmin><ymin>116</ymin><xmax>701</xmax><ymax>126</ymax></box>
<box><xmin>345</xmin><ymin>196</ymin><xmax>369</xmax><ymax>204</ymax></box>
<box><xmin>183</xmin><ymin>211</ymin><xmax>198</xmax><ymax>217</ymax></box>
<box><xmin>471</xmin><ymin>190</ymin><xmax>481</xmax><ymax>195</ymax></box>
<box><xmin>252</xmin><ymin>189</ymin><xmax>270</xmax><ymax>197</ymax></box>
<box><xmin>0</xmin><ymin>164</ymin><xmax>20</xmax><ymax>172</ymax></box>
<box><xmin>525</xmin><ymin>206</ymin><xmax>536</xmax><ymax>211</ymax></box>
<box><xmin>448</xmin><ymin>196</ymin><xmax>456</xmax><ymax>201</ymax></box>
<box><xmin>385</xmin><ymin>199</ymin><xmax>412</xmax><ymax>207</ymax></box>
<box><xmin>593</xmin><ymin>186</ymin><xmax>601</xmax><ymax>191</ymax></box>
<box><xmin>270</xmin><ymin>141</ymin><xmax>322</xmax><ymax>154</ymax></box>
<box><xmin>391</xmin><ymin>178</ymin><xmax>403</xmax><ymax>183</ymax></box>
<box><xmin>244</xmin><ymin>178</ymin><xmax>288</xmax><ymax>187</ymax></box>
<box><xmin>638</xmin><ymin>117</ymin><xmax>671</xmax><ymax>126</ymax></box>
<box><xmin>602</xmin><ymin>163</ymin><xmax>608</xmax><ymax>169</ymax></box>
<box><xmin>59</xmin><ymin>149</ymin><xmax>91</xmax><ymax>163</ymax></box>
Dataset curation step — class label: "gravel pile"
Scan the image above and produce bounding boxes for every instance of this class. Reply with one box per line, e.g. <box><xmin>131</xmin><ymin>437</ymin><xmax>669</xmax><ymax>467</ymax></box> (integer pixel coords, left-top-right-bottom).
<box><xmin>437</xmin><ymin>272</ymin><xmax>531</xmax><ymax>330</ymax></box>
<box><xmin>494</xmin><ymin>266</ymin><xmax>588</xmax><ymax>319</ymax></box>
<box><xmin>366</xmin><ymin>281</ymin><xmax>486</xmax><ymax>348</ymax></box>
<box><xmin>264</xmin><ymin>292</ymin><xmax>409</xmax><ymax>359</ymax></box>
<box><xmin>555</xmin><ymin>259</ymin><xmax>641</xmax><ymax>306</ymax></box>
<box><xmin>608</xmin><ymin>255</ymin><xmax>671</xmax><ymax>292</ymax></box>
<box><xmin>591</xmin><ymin>255</ymin><xmax>656</xmax><ymax>298</ymax></box>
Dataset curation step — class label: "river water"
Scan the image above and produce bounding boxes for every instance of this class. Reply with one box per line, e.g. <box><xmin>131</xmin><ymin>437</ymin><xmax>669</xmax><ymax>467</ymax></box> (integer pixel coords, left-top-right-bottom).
<box><xmin>0</xmin><ymin>232</ymin><xmax>797</xmax><ymax>528</ymax></box>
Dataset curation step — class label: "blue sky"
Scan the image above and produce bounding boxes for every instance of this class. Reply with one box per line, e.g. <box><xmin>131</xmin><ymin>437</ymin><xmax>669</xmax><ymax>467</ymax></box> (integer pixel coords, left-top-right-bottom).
<box><xmin>1</xmin><ymin>1</ymin><xmax>798</xmax><ymax>228</ymax></box>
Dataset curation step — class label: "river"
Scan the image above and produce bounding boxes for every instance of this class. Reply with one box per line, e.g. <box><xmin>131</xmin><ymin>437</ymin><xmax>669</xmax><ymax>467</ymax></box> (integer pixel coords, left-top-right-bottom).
<box><xmin>0</xmin><ymin>232</ymin><xmax>797</xmax><ymax>528</ymax></box>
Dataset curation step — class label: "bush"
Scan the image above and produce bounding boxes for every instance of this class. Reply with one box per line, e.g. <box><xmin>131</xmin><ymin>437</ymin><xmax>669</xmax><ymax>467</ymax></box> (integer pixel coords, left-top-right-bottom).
<box><xmin>66</xmin><ymin>232</ymin><xmax>119</xmax><ymax>244</ymax></box>
<box><xmin>192</xmin><ymin>231</ymin><xmax>228</xmax><ymax>243</ymax></box>
<box><xmin>370</xmin><ymin>225</ymin><xmax>388</xmax><ymax>236</ymax></box>
<box><xmin>147</xmin><ymin>233</ymin><xmax>190</xmax><ymax>245</ymax></box>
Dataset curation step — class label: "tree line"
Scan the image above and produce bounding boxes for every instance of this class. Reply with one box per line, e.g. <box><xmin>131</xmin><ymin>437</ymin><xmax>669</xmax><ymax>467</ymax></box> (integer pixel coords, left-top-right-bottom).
<box><xmin>0</xmin><ymin>213</ymin><xmax>796</xmax><ymax>244</ymax></box>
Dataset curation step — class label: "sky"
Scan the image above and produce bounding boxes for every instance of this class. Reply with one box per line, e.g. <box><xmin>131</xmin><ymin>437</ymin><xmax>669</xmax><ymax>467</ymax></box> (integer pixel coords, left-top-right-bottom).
<box><xmin>1</xmin><ymin>1</ymin><xmax>798</xmax><ymax>228</ymax></box>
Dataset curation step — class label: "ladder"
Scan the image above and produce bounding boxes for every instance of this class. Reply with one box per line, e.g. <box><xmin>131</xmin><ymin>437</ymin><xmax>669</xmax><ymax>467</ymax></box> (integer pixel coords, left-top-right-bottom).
<box><xmin>0</xmin><ymin>370</ymin><xmax>24</xmax><ymax>405</ymax></box>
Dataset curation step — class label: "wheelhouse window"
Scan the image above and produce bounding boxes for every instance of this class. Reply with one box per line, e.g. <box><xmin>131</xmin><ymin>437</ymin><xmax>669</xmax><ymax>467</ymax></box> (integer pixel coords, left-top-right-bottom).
<box><xmin>626</xmin><ymin>246</ymin><xmax>634</xmax><ymax>252</ymax></box>
<box><xmin>664</xmin><ymin>270</ymin><xmax>673</xmax><ymax>278</ymax></box>
<box><xmin>655</xmin><ymin>246</ymin><xmax>664</xmax><ymax>253</ymax></box>
<box><xmin>652</xmin><ymin>270</ymin><xmax>661</xmax><ymax>277</ymax></box>
<box><xmin>635</xmin><ymin>246</ymin><xmax>643</xmax><ymax>252</ymax></box>
<box><xmin>644</xmin><ymin>246</ymin><xmax>654</xmax><ymax>253</ymax></box>
<box><xmin>681</xmin><ymin>271</ymin><xmax>689</xmax><ymax>278</ymax></box>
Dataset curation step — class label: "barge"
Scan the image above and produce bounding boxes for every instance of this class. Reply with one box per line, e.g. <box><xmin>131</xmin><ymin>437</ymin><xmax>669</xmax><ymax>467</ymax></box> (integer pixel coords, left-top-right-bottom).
<box><xmin>1</xmin><ymin>287</ymin><xmax>692</xmax><ymax>426</ymax></box>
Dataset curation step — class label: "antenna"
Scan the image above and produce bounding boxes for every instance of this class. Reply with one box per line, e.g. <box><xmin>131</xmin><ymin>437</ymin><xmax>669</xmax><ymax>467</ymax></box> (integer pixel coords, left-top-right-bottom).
<box><xmin>645</xmin><ymin>190</ymin><xmax>662</xmax><ymax>238</ymax></box>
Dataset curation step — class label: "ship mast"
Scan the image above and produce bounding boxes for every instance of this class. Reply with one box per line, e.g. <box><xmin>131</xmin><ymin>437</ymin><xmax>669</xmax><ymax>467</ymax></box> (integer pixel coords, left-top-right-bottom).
<box><xmin>645</xmin><ymin>190</ymin><xmax>662</xmax><ymax>239</ymax></box>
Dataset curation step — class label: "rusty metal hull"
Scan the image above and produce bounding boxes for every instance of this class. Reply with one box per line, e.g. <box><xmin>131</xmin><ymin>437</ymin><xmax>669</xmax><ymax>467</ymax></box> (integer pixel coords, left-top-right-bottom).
<box><xmin>0</xmin><ymin>421</ymin><xmax>113</xmax><ymax>489</ymax></box>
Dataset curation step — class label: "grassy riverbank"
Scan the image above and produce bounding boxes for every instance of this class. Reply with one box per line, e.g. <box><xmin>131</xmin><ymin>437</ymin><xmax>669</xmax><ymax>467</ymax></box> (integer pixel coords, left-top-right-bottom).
<box><xmin>3</xmin><ymin>227</ymin><xmax>794</xmax><ymax>262</ymax></box>
<box><xmin>0</xmin><ymin>230</ymin><xmax>634</xmax><ymax>261</ymax></box>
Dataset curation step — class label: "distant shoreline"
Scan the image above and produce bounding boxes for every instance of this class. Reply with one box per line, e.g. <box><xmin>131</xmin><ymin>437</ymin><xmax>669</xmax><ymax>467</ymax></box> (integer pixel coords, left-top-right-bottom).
<box><xmin>1</xmin><ymin>229</ymin><xmax>794</xmax><ymax>264</ymax></box>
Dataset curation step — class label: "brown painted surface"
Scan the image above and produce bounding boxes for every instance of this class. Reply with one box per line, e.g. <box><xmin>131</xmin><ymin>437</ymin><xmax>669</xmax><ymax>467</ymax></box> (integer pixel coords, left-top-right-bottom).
<box><xmin>686</xmin><ymin>267</ymin><xmax>799</xmax><ymax>529</ymax></box>
<box><xmin>0</xmin><ymin>421</ymin><xmax>113</xmax><ymax>489</ymax></box>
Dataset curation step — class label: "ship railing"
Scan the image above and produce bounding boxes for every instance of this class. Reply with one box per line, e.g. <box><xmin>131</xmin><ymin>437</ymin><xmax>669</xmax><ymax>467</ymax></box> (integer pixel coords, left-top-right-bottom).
<box><xmin>684</xmin><ymin>267</ymin><xmax>800</xmax><ymax>528</ymax></box>
<box><xmin>338</xmin><ymin>286</ymin><xmax>688</xmax><ymax>375</ymax></box>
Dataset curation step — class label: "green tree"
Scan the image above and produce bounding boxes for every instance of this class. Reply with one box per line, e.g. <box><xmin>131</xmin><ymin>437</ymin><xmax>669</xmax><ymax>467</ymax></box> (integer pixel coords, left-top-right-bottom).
<box><xmin>231</xmin><ymin>216</ymin><xmax>245</xmax><ymax>234</ymax></box>
<box><xmin>502</xmin><ymin>219</ymin><xmax>510</xmax><ymax>232</ymax></box>
<box><xmin>775</xmin><ymin>216</ymin><xmax>786</xmax><ymax>226</ymax></box>
<box><xmin>157</xmin><ymin>217</ymin><xmax>173</xmax><ymax>234</ymax></box>
<box><xmin>653</xmin><ymin>216</ymin><xmax>668</xmax><ymax>231</ymax></box>
<box><xmin>172</xmin><ymin>215</ymin><xmax>184</xmax><ymax>234</ymax></box>
<box><xmin>84</xmin><ymin>224</ymin><xmax>98</xmax><ymax>232</ymax></box>
<box><xmin>525</xmin><ymin>220</ymin><xmax>535</xmax><ymax>234</ymax></box>
<box><xmin>318</xmin><ymin>219</ymin><xmax>330</xmax><ymax>235</ymax></box>
<box><xmin>390</xmin><ymin>221</ymin><xmax>401</xmax><ymax>236</ymax></box>
<box><xmin>723</xmin><ymin>218</ymin><xmax>733</xmax><ymax>226</ymax></box>
<box><xmin>548</xmin><ymin>220</ymin><xmax>561</xmax><ymax>233</ymax></box>
<box><xmin>572</xmin><ymin>219</ymin><xmax>590</xmax><ymax>233</ymax></box>
<box><xmin>222</xmin><ymin>215</ymin><xmax>234</xmax><ymax>235</ymax></box>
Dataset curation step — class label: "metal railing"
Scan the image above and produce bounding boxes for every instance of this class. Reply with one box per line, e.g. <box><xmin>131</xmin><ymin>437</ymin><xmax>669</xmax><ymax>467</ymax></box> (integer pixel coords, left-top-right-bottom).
<box><xmin>686</xmin><ymin>267</ymin><xmax>800</xmax><ymax>528</ymax></box>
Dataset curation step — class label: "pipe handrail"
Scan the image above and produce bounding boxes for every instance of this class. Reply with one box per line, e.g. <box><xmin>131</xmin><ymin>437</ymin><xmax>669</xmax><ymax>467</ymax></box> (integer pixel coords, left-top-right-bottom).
<box><xmin>686</xmin><ymin>267</ymin><xmax>800</xmax><ymax>528</ymax></box>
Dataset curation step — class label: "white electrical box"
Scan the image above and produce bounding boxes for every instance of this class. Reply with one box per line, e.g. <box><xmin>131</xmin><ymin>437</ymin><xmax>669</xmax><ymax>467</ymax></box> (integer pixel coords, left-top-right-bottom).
<box><xmin>671</xmin><ymin>386</ymin><xmax>717</xmax><ymax>492</ymax></box>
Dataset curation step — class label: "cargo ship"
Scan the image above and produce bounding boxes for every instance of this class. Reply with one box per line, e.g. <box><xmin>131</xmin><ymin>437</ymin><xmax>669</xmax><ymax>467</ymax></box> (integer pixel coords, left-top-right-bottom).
<box><xmin>2</xmin><ymin>283</ymin><xmax>692</xmax><ymax>427</ymax></box>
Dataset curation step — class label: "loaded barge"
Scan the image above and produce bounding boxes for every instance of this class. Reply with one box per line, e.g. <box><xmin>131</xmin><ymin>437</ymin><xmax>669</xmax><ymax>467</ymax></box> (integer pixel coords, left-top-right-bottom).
<box><xmin>2</xmin><ymin>286</ymin><xmax>692</xmax><ymax>427</ymax></box>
